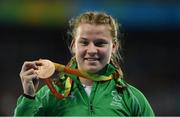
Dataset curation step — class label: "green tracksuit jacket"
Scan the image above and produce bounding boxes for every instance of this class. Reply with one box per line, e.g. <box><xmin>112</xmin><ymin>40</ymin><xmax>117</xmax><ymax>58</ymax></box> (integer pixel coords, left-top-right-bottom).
<box><xmin>14</xmin><ymin>78</ymin><xmax>154</xmax><ymax>116</ymax></box>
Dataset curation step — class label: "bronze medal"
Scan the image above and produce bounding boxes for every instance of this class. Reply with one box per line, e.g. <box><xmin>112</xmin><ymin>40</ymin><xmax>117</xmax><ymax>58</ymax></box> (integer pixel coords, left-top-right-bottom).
<box><xmin>35</xmin><ymin>59</ymin><xmax>55</xmax><ymax>79</ymax></box>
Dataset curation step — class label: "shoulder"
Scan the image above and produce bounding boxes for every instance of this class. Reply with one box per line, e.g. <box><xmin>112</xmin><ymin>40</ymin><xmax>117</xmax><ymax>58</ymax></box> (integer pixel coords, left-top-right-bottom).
<box><xmin>126</xmin><ymin>84</ymin><xmax>146</xmax><ymax>99</ymax></box>
<box><xmin>123</xmin><ymin>83</ymin><xmax>155</xmax><ymax>116</ymax></box>
<box><xmin>36</xmin><ymin>85</ymin><xmax>50</xmax><ymax>97</ymax></box>
<box><xmin>125</xmin><ymin>83</ymin><xmax>150</xmax><ymax>106</ymax></box>
<box><xmin>36</xmin><ymin>84</ymin><xmax>62</xmax><ymax>108</ymax></box>
<box><xmin>36</xmin><ymin>84</ymin><xmax>62</xmax><ymax>99</ymax></box>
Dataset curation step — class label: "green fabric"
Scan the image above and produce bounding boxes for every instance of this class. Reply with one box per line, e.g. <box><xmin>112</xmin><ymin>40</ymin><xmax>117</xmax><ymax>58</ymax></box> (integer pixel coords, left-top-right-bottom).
<box><xmin>96</xmin><ymin>64</ymin><xmax>115</xmax><ymax>76</ymax></box>
<box><xmin>14</xmin><ymin>64</ymin><xmax>154</xmax><ymax>116</ymax></box>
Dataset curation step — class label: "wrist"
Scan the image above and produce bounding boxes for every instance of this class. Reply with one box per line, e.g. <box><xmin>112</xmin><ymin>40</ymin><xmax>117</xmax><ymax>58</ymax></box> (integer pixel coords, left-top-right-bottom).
<box><xmin>23</xmin><ymin>93</ymin><xmax>35</xmax><ymax>99</ymax></box>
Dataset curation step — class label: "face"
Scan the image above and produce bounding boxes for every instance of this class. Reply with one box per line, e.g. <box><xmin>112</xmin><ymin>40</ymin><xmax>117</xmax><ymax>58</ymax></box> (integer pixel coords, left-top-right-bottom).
<box><xmin>73</xmin><ymin>23</ymin><xmax>116</xmax><ymax>73</ymax></box>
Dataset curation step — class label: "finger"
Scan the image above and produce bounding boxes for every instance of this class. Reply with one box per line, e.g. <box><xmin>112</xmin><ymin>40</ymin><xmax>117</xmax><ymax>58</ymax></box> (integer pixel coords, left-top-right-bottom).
<box><xmin>20</xmin><ymin>68</ymin><xmax>35</xmax><ymax>78</ymax></box>
<box><xmin>22</xmin><ymin>74</ymin><xmax>38</xmax><ymax>83</ymax></box>
<box><xmin>22</xmin><ymin>61</ymin><xmax>38</xmax><ymax>72</ymax></box>
<box><xmin>35</xmin><ymin>61</ymin><xmax>43</xmax><ymax>66</ymax></box>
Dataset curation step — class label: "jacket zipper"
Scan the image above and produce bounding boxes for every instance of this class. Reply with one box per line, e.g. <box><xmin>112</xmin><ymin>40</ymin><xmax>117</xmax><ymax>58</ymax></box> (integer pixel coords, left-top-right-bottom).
<box><xmin>89</xmin><ymin>101</ymin><xmax>93</xmax><ymax>115</ymax></box>
<box><xmin>89</xmin><ymin>82</ymin><xmax>98</xmax><ymax>116</ymax></box>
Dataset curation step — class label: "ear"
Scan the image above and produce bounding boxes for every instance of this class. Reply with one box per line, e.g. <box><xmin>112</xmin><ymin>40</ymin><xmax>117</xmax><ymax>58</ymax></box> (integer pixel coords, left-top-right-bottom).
<box><xmin>70</xmin><ymin>39</ymin><xmax>76</xmax><ymax>54</ymax></box>
<box><xmin>112</xmin><ymin>42</ymin><xmax>118</xmax><ymax>54</ymax></box>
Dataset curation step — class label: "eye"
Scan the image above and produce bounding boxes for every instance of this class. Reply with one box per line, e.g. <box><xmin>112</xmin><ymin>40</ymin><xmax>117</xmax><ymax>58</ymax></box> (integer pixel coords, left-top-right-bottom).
<box><xmin>94</xmin><ymin>40</ymin><xmax>108</xmax><ymax>47</ymax></box>
<box><xmin>79</xmin><ymin>40</ymin><xmax>89</xmax><ymax>46</ymax></box>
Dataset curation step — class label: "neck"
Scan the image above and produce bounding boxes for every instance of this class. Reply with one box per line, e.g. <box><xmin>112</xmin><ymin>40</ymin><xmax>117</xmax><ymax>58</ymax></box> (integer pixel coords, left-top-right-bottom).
<box><xmin>79</xmin><ymin>77</ymin><xmax>93</xmax><ymax>86</ymax></box>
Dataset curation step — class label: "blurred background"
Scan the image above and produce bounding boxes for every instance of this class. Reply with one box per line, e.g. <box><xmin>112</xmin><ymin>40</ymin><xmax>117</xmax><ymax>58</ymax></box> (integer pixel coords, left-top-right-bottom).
<box><xmin>0</xmin><ymin>0</ymin><xmax>179</xmax><ymax>116</ymax></box>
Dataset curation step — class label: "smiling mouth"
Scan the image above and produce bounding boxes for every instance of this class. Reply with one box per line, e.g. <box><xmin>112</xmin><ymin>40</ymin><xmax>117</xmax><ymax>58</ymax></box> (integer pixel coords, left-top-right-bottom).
<box><xmin>84</xmin><ymin>58</ymin><xmax>100</xmax><ymax>61</ymax></box>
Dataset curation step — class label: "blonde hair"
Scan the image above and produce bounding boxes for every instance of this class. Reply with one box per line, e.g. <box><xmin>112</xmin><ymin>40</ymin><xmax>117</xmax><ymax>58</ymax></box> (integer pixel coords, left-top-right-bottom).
<box><xmin>68</xmin><ymin>11</ymin><xmax>123</xmax><ymax>76</ymax></box>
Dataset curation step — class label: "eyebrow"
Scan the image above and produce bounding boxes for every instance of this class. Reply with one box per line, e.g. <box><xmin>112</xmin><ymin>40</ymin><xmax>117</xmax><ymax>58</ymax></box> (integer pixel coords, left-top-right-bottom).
<box><xmin>80</xmin><ymin>37</ymin><xmax>109</xmax><ymax>41</ymax></box>
<box><xmin>80</xmin><ymin>38</ymin><xmax>88</xmax><ymax>40</ymax></box>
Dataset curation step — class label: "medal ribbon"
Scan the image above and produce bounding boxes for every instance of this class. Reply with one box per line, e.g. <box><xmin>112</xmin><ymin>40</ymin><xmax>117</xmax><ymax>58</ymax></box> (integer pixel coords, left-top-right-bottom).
<box><xmin>43</xmin><ymin>62</ymin><xmax>114</xmax><ymax>100</ymax></box>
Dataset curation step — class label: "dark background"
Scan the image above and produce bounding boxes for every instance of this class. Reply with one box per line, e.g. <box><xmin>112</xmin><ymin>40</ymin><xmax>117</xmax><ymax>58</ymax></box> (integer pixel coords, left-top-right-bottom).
<box><xmin>0</xmin><ymin>1</ymin><xmax>179</xmax><ymax>115</ymax></box>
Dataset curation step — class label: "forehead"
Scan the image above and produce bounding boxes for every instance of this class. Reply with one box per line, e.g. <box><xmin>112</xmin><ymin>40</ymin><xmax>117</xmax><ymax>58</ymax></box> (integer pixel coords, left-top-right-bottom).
<box><xmin>76</xmin><ymin>23</ymin><xmax>112</xmax><ymax>39</ymax></box>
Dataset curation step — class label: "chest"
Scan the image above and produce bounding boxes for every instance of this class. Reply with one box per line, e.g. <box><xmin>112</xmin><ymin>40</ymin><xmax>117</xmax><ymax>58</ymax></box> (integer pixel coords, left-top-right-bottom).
<box><xmin>51</xmin><ymin>82</ymin><xmax>132</xmax><ymax>116</ymax></box>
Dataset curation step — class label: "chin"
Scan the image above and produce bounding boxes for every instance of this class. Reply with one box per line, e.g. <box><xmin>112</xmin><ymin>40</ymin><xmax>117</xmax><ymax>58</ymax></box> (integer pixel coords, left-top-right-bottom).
<box><xmin>86</xmin><ymin>67</ymin><xmax>101</xmax><ymax>73</ymax></box>
<box><xmin>87</xmin><ymin>70</ymin><xmax>98</xmax><ymax>73</ymax></box>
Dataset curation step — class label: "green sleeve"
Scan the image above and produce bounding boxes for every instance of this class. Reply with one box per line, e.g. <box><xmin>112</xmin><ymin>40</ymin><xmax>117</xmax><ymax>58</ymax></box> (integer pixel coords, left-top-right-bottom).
<box><xmin>14</xmin><ymin>86</ymin><xmax>50</xmax><ymax>116</ymax></box>
<box><xmin>129</xmin><ymin>85</ymin><xmax>155</xmax><ymax>116</ymax></box>
<box><xmin>14</xmin><ymin>95</ymin><xmax>41</xmax><ymax>116</ymax></box>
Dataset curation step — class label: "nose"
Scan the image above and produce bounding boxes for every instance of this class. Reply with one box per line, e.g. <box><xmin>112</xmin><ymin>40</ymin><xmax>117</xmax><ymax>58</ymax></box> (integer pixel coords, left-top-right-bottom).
<box><xmin>87</xmin><ymin>43</ymin><xmax>98</xmax><ymax>55</ymax></box>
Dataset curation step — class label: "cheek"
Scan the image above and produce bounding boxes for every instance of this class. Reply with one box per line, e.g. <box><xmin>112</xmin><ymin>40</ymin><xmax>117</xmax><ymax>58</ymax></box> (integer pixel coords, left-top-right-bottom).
<box><xmin>104</xmin><ymin>45</ymin><xmax>113</xmax><ymax>54</ymax></box>
<box><xmin>75</xmin><ymin>46</ymin><xmax>85</xmax><ymax>57</ymax></box>
<box><xmin>101</xmin><ymin>47</ymin><xmax>113</xmax><ymax>60</ymax></box>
